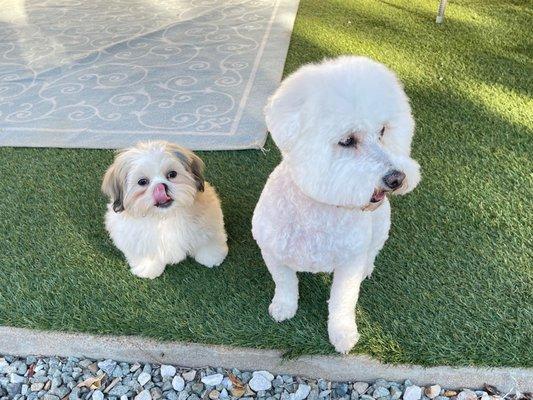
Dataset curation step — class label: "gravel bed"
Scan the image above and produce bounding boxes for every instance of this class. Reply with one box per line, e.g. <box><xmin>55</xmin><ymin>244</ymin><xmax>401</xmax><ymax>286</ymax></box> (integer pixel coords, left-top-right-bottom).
<box><xmin>0</xmin><ymin>355</ymin><xmax>529</xmax><ymax>400</ymax></box>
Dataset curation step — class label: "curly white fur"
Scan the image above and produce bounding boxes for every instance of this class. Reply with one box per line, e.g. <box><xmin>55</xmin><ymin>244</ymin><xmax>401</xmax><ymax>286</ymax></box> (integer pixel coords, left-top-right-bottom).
<box><xmin>252</xmin><ymin>56</ymin><xmax>421</xmax><ymax>353</ymax></box>
<box><xmin>102</xmin><ymin>141</ymin><xmax>228</xmax><ymax>279</ymax></box>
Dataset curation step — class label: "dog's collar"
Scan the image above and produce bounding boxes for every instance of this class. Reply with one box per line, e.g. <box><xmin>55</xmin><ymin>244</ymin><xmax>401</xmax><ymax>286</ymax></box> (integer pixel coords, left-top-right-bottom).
<box><xmin>289</xmin><ymin>175</ymin><xmax>382</xmax><ymax>212</ymax></box>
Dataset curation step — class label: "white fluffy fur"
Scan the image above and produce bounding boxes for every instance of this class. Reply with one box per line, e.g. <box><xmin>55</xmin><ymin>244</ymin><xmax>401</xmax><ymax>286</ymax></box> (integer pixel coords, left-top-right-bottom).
<box><xmin>102</xmin><ymin>141</ymin><xmax>228</xmax><ymax>279</ymax></box>
<box><xmin>252</xmin><ymin>56</ymin><xmax>421</xmax><ymax>353</ymax></box>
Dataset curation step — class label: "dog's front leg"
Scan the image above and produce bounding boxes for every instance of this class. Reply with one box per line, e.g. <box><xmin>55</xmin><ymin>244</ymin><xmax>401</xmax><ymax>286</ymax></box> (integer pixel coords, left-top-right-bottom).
<box><xmin>328</xmin><ymin>264</ymin><xmax>365</xmax><ymax>353</ymax></box>
<box><xmin>263</xmin><ymin>251</ymin><xmax>299</xmax><ymax>322</ymax></box>
<box><xmin>129</xmin><ymin>256</ymin><xmax>166</xmax><ymax>279</ymax></box>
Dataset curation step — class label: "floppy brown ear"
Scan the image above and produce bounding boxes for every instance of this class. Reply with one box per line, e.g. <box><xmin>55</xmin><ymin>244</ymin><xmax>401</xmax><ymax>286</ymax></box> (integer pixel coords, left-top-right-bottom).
<box><xmin>165</xmin><ymin>143</ymin><xmax>205</xmax><ymax>192</ymax></box>
<box><xmin>188</xmin><ymin>153</ymin><xmax>205</xmax><ymax>192</ymax></box>
<box><xmin>102</xmin><ymin>159</ymin><xmax>125</xmax><ymax>212</ymax></box>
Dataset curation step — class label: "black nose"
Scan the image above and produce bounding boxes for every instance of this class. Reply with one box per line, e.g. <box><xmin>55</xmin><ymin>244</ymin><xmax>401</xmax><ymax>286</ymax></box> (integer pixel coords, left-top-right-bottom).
<box><xmin>383</xmin><ymin>170</ymin><xmax>405</xmax><ymax>190</ymax></box>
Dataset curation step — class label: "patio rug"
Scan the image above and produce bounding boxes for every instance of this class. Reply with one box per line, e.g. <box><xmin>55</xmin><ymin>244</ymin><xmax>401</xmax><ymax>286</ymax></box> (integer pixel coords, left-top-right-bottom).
<box><xmin>0</xmin><ymin>0</ymin><xmax>299</xmax><ymax>149</ymax></box>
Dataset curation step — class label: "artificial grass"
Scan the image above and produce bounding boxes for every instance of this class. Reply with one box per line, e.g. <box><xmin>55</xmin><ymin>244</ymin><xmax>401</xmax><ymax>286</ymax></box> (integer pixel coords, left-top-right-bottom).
<box><xmin>0</xmin><ymin>0</ymin><xmax>532</xmax><ymax>367</ymax></box>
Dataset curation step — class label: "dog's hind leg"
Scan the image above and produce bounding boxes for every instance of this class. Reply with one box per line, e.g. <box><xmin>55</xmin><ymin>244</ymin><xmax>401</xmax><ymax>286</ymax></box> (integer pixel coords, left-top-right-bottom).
<box><xmin>327</xmin><ymin>263</ymin><xmax>366</xmax><ymax>353</ymax></box>
<box><xmin>263</xmin><ymin>251</ymin><xmax>299</xmax><ymax>322</ymax></box>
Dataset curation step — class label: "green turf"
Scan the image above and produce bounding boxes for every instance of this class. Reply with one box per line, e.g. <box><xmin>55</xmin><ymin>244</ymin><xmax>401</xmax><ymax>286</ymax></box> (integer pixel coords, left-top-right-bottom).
<box><xmin>1</xmin><ymin>0</ymin><xmax>532</xmax><ymax>367</ymax></box>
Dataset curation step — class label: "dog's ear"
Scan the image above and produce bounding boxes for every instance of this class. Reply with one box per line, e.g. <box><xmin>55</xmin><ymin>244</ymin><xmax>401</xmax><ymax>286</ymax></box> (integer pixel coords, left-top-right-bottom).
<box><xmin>188</xmin><ymin>153</ymin><xmax>205</xmax><ymax>192</ymax></box>
<box><xmin>264</xmin><ymin>68</ymin><xmax>309</xmax><ymax>152</ymax></box>
<box><xmin>166</xmin><ymin>143</ymin><xmax>205</xmax><ymax>192</ymax></box>
<box><xmin>102</xmin><ymin>155</ymin><xmax>126</xmax><ymax>213</ymax></box>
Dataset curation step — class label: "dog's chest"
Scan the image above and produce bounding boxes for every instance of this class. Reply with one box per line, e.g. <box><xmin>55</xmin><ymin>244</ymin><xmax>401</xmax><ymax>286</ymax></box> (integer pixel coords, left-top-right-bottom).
<box><xmin>252</xmin><ymin>168</ymin><xmax>389</xmax><ymax>271</ymax></box>
<box><xmin>108</xmin><ymin>210</ymin><xmax>196</xmax><ymax>260</ymax></box>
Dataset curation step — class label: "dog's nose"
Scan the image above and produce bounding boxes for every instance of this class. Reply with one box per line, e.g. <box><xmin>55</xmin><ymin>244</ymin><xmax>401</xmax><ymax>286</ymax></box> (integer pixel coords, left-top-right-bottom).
<box><xmin>383</xmin><ymin>170</ymin><xmax>405</xmax><ymax>190</ymax></box>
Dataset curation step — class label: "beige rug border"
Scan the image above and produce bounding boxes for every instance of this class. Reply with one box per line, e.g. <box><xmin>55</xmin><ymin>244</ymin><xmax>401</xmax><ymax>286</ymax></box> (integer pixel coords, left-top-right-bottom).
<box><xmin>1</xmin><ymin>326</ymin><xmax>531</xmax><ymax>392</ymax></box>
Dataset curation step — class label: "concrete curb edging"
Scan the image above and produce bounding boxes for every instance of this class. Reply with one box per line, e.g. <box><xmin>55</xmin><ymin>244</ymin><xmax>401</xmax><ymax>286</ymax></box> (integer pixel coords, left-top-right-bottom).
<box><xmin>1</xmin><ymin>326</ymin><xmax>531</xmax><ymax>392</ymax></box>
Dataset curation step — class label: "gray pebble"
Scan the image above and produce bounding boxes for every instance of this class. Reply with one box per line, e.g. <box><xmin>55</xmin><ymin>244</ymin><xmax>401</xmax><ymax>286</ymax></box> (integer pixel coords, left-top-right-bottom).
<box><xmin>172</xmin><ymin>376</ymin><xmax>185</xmax><ymax>392</ymax></box>
<box><xmin>109</xmin><ymin>385</ymin><xmax>130</xmax><ymax>397</ymax></box>
<box><xmin>143</xmin><ymin>365</ymin><xmax>153</xmax><ymax>376</ymax></box>
<box><xmin>135</xmin><ymin>389</ymin><xmax>152</xmax><ymax>400</ymax></box>
<box><xmin>372</xmin><ymin>387</ymin><xmax>390</xmax><ymax>399</ymax></box>
<box><xmin>353</xmin><ymin>383</ymin><xmax>369</xmax><ymax>395</ymax></box>
<box><xmin>335</xmin><ymin>383</ymin><xmax>349</xmax><ymax>396</ymax></box>
<box><xmin>151</xmin><ymin>387</ymin><xmax>163</xmax><ymax>399</ymax></box>
<box><xmin>7</xmin><ymin>383</ymin><xmax>23</xmax><ymax>397</ymax></box>
<box><xmin>10</xmin><ymin>374</ymin><xmax>26</xmax><ymax>384</ymax></box>
<box><xmin>308</xmin><ymin>389</ymin><xmax>319</xmax><ymax>400</ymax></box>
<box><xmin>50</xmin><ymin>385</ymin><xmax>69</xmax><ymax>398</ymax></box>
<box><xmin>273</xmin><ymin>378</ymin><xmax>284</xmax><ymax>388</ymax></box>
<box><xmin>21</xmin><ymin>384</ymin><xmax>29</xmax><ymax>395</ymax></box>
<box><xmin>182</xmin><ymin>371</ymin><xmax>196</xmax><ymax>382</ymax></box>
<box><xmin>166</xmin><ymin>392</ymin><xmax>179</xmax><ymax>400</ymax></box>
<box><xmin>162</xmin><ymin>381</ymin><xmax>174</xmax><ymax>392</ymax></box>
<box><xmin>390</xmin><ymin>386</ymin><xmax>402</xmax><ymax>400</ymax></box>
<box><xmin>291</xmin><ymin>384</ymin><xmax>311</xmax><ymax>400</ymax></box>
<box><xmin>161</xmin><ymin>366</ymin><xmax>177</xmax><ymax>379</ymax></box>
<box><xmin>373</xmin><ymin>380</ymin><xmax>389</xmax><ymax>389</ymax></box>
<box><xmin>97</xmin><ymin>360</ymin><xmax>117</xmax><ymax>376</ymax></box>
<box><xmin>191</xmin><ymin>382</ymin><xmax>204</xmax><ymax>395</ymax></box>
<box><xmin>69</xmin><ymin>387</ymin><xmax>81</xmax><ymax>400</ymax></box>
<box><xmin>139</xmin><ymin>372</ymin><xmax>152</xmax><ymax>386</ymax></box>
<box><xmin>241</xmin><ymin>372</ymin><xmax>253</xmax><ymax>384</ymax></box>
<box><xmin>403</xmin><ymin>386</ymin><xmax>422</xmax><ymax>400</ymax></box>
<box><xmin>92</xmin><ymin>390</ymin><xmax>104</xmax><ymax>400</ymax></box>
<box><xmin>26</xmin><ymin>357</ymin><xmax>38</xmax><ymax>365</ymax></box>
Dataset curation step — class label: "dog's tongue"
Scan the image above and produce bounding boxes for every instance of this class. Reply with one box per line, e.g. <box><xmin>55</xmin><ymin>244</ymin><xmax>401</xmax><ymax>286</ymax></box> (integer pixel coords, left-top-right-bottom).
<box><xmin>153</xmin><ymin>183</ymin><xmax>170</xmax><ymax>204</ymax></box>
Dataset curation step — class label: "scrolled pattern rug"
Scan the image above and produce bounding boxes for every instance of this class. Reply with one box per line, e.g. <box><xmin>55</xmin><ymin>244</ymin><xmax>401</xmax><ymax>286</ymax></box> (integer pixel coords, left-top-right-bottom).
<box><xmin>0</xmin><ymin>0</ymin><xmax>299</xmax><ymax>149</ymax></box>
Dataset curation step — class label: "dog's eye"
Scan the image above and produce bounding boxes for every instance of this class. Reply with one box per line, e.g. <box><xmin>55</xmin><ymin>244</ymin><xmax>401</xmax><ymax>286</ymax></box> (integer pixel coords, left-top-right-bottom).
<box><xmin>167</xmin><ymin>171</ymin><xmax>177</xmax><ymax>179</ymax></box>
<box><xmin>379</xmin><ymin>126</ymin><xmax>386</xmax><ymax>139</ymax></box>
<box><xmin>138</xmin><ymin>178</ymin><xmax>149</xmax><ymax>186</ymax></box>
<box><xmin>338</xmin><ymin>136</ymin><xmax>357</xmax><ymax>147</ymax></box>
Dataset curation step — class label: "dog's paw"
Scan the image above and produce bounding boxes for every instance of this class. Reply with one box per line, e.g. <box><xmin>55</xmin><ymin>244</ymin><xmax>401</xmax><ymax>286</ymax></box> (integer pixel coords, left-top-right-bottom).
<box><xmin>269</xmin><ymin>297</ymin><xmax>298</xmax><ymax>322</ymax></box>
<box><xmin>130</xmin><ymin>262</ymin><xmax>165</xmax><ymax>279</ymax></box>
<box><xmin>328</xmin><ymin>323</ymin><xmax>360</xmax><ymax>354</ymax></box>
<box><xmin>194</xmin><ymin>243</ymin><xmax>228</xmax><ymax>268</ymax></box>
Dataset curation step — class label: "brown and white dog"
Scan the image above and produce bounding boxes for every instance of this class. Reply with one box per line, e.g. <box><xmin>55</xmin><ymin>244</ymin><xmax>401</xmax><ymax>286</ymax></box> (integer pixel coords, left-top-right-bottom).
<box><xmin>102</xmin><ymin>141</ymin><xmax>228</xmax><ymax>278</ymax></box>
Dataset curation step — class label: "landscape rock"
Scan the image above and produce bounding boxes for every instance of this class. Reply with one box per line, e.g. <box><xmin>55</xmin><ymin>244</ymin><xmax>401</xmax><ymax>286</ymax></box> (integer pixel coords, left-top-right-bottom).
<box><xmin>202</xmin><ymin>374</ymin><xmax>224</xmax><ymax>387</ymax></box>
<box><xmin>161</xmin><ymin>365</ymin><xmax>177</xmax><ymax>379</ymax></box>
<box><xmin>139</xmin><ymin>372</ymin><xmax>152</xmax><ymax>386</ymax></box>
<box><xmin>372</xmin><ymin>387</ymin><xmax>390</xmax><ymax>399</ymax></box>
<box><xmin>172</xmin><ymin>376</ymin><xmax>185</xmax><ymax>391</ymax></box>
<box><xmin>404</xmin><ymin>385</ymin><xmax>422</xmax><ymax>400</ymax></box>
<box><xmin>97</xmin><ymin>360</ymin><xmax>117</xmax><ymax>375</ymax></box>
<box><xmin>183</xmin><ymin>371</ymin><xmax>197</xmax><ymax>382</ymax></box>
<box><xmin>457</xmin><ymin>390</ymin><xmax>477</xmax><ymax>400</ymax></box>
<box><xmin>135</xmin><ymin>389</ymin><xmax>152</xmax><ymax>400</ymax></box>
<box><xmin>92</xmin><ymin>390</ymin><xmax>104</xmax><ymax>400</ymax></box>
<box><xmin>290</xmin><ymin>384</ymin><xmax>311</xmax><ymax>400</ymax></box>
<box><xmin>425</xmin><ymin>386</ymin><xmax>441</xmax><ymax>399</ymax></box>
<box><xmin>249</xmin><ymin>374</ymin><xmax>272</xmax><ymax>392</ymax></box>
<box><xmin>354</xmin><ymin>383</ymin><xmax>369</xmax><ymax>395</ymax></box>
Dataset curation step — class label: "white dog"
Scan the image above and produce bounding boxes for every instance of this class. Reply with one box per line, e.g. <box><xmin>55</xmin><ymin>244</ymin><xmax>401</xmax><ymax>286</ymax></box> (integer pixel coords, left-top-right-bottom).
<box><xmin>102</xmin><ymin>141</ymin><xmax>228</xmax><ymax>279</ymax></box>
<box><xmin>252</xmin><ymin>56</ymin><xmax>421</xmax><ymax>353</ymax></box>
